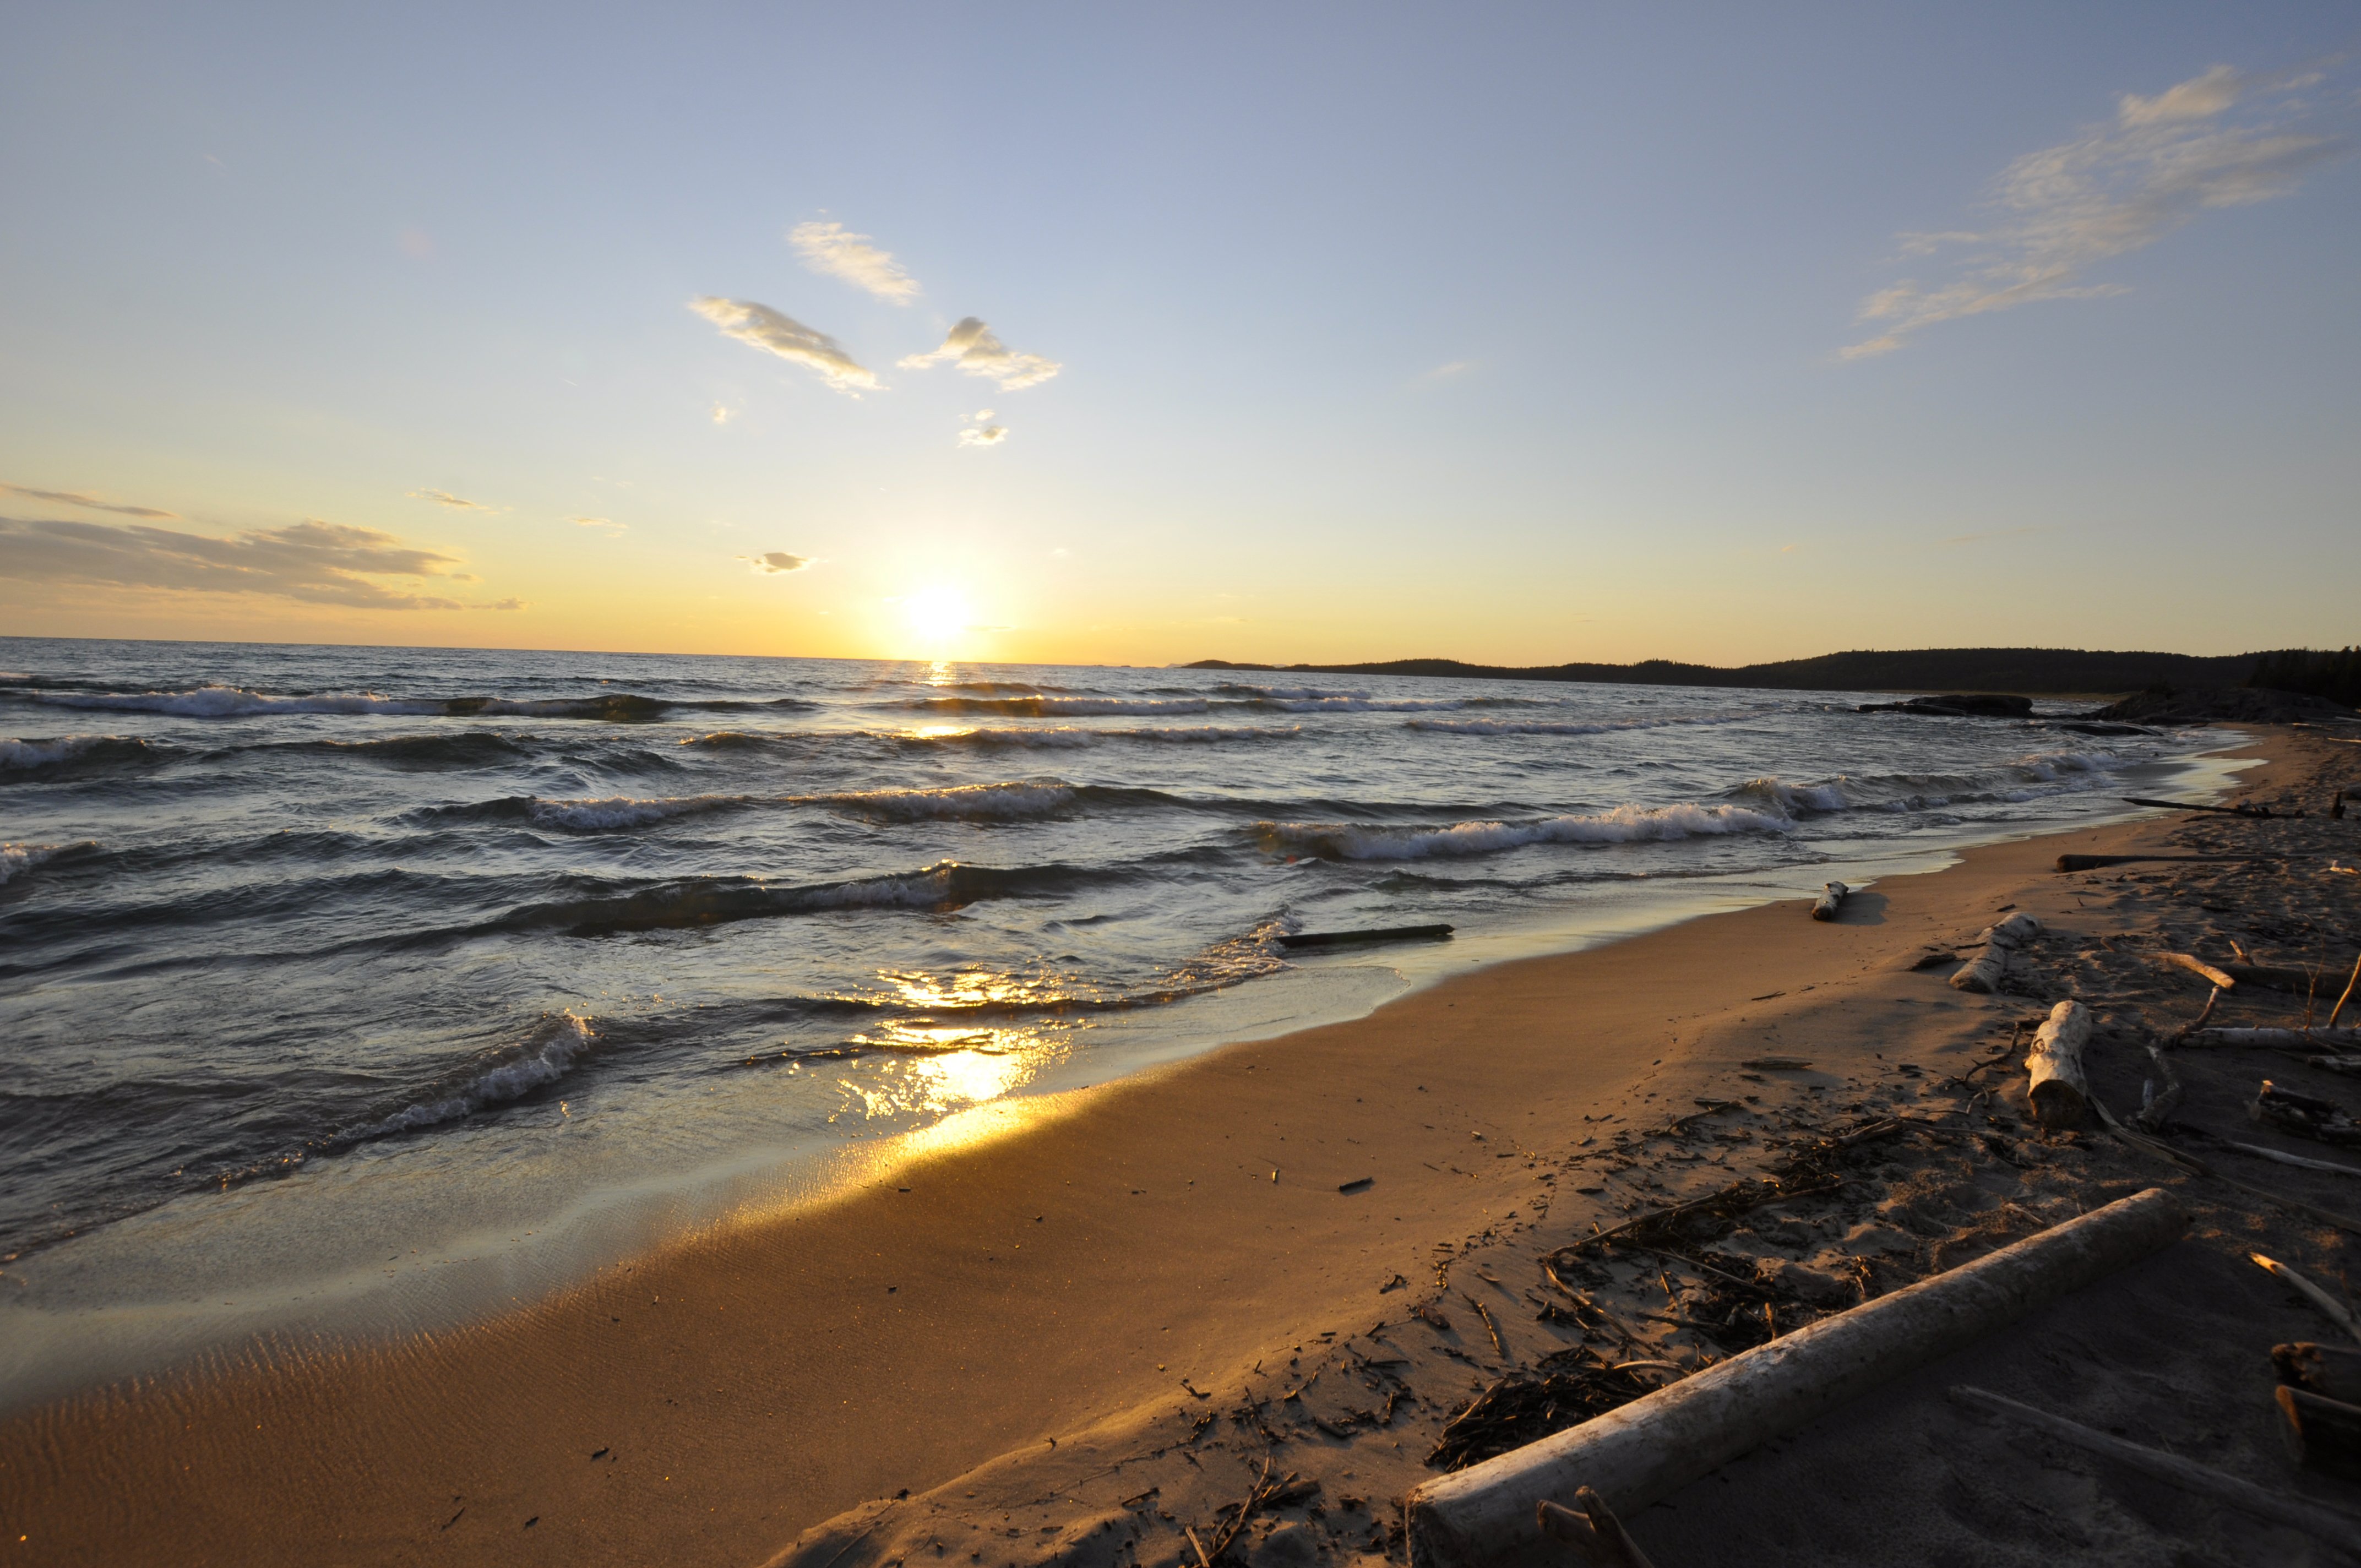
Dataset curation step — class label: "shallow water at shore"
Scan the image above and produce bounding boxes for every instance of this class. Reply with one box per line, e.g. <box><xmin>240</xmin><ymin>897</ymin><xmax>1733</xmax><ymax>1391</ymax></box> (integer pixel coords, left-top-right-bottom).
<box><xmin>0</xmin><ymin>637</ymin><xmax>2245</xmax><ymax>1402</ymax></box>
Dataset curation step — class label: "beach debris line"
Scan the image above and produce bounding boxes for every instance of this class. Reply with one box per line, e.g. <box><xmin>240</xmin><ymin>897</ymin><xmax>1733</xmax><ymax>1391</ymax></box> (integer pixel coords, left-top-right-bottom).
<box><xmin>1949</xmin><ymin>912</ymin><xmax>2039</xmax><ymax>994</ymax></box>
<box><xmin>1406</xmin><ymin>1189</ymin><xmax>2189</xmax><ymax>1568</ymax></box>
<box><xmin>1276</xmin><ymin>924</ymin><xmax>1453</xmax><ymax>950</ymax></box>
<box><xmin>1809</xmin><ymin>881</ymin><xmax>1847</xmax><ymax>922</ymax></box>
<box><xmin>1536</xmin><ymin>1490</ymin><xmax>1660</xmax><ymax>1568</ymax></box>
<box><xmin>1950</xmin><ymin>1385</ymin><xmax>2361</xmax><ymax>1551</ymax></box>
<box><xmin>2025</xmin><ymin>1000</ymin><xmax>2093</xmax><ymax>1129</ymax></box>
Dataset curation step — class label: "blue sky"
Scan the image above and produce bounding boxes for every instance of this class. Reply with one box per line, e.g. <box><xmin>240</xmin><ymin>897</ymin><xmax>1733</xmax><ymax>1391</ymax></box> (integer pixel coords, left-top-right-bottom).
<box><xmin>2</xmin><ymin>3</ymin><xmax>2355</xmax><ymax>664</ymax></box>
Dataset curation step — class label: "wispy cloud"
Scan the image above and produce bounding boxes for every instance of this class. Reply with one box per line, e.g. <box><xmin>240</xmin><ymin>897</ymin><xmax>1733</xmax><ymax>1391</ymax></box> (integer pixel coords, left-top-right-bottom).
<box><xmin>690</xmin><ymin>297</ymin><xmax>880</xmax><ymax>394</ymax></box>
<box><xmin>959</xmin><ymin>424</ymin><xmax>1009</xmax><ymax>448</ymax></box>
<box><xmin>487</xmin><ymin>597</ymin><xmax>526</xmax><ymax>611</ymax></box>
<box><xmin>568</xmin><ymin>516</ymin><xmax>627</xmax><ymax>536</ymax></box>
<box><xmin>1846</xmin><ymin>64</ymin><xmax>2349</xmax><ymax>358</ymax></box>
<box><xmin>900</xmin><ymin>318</ymin><xmax>1062</xmax><ymax>390</ymax></box>
<box><xmin>710</xmin><ymin>402</ymin><xmax>737</xmax><ymax>426</ymax></box>
<box><xmin>0</xmin><ymin>517</ymin><xmax>476</xmax><ymax>609</ymax></box>
<box><xmin>743</xmin><ymin>551</ymin><xmax>812</xmax><ymax>574</ymax></box>
<box><xmin>409</xmin><ymin>488</ymin><xmax>498</xmax><ymax>512</ymax></box>
<box><xmin>1</xmin><ymin>483</ymin><xmax>177</xmax><ymax>519</ymax></box>
<box><xmin>790</xmin><ymin>220</ymin><xmax>921</xmax><ymax>303</ymax></box>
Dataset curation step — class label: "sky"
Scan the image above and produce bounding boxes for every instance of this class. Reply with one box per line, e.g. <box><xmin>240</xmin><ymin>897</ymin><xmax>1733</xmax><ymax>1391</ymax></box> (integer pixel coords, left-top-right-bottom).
<box><xmin>2</xmin><ymin>3</ymin><xmax>2356</xmax><ymax>668</ymax></box>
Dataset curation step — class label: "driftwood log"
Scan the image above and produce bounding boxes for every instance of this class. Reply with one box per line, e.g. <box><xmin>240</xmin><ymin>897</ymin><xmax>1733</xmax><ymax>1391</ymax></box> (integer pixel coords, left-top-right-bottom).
<box><xmin>1950</xmin><ymin>913</ymin><xmax>2040</xmax><ymax>994</ymax></box>
<box><xmin>2277</xmin><ymin>1341</ymin><xmax>2361</xmax><ymax>1404</ymax></box>
<box><xmin>2055</xmin><ymin>853</ymin><xmax>2260</xmax><ymax>872</ymax></box>
<box><xmin>1405</xmin><ymin>1188</ymin><xmax>2187</xmax><ymax>1568</ymax></box>
<box><xmin>2277</xmin><ymin>1385</ymin><xmax>2361</xmax><ymax>1482</ymax></box>
<box><xmin>2161</xmin><ymin>952</ymin><xmax>2238</xmax><ymax>990</ymax></box>
<box><xmin>2026</xmin><ymin>1000</ymin><xmax>2093</xmax><ymax>1129</ymax></box>
<box><xmin>2190</xmin><ymin>1027</ymin><xmax>2361</xmax><ymax>1050</ymax></box>
<box><xmin>2252</xmin><ymin>1253</ymin><xmax>2361</xmax><ymax>1346</ymax></box>
<box><xmin>2254</xmin><ymin>1081</ymin><xmax>2361</xmax><ymax>1146</ymax></box>
<box><xmin>1952</xmin><ymin>1386</ymin><xmax>2361</xmax><ymax>1550</ymax></box>
<box><xmin>1810</xmin><ymin>882</ymin><xmax>1847</xmax><ymax>922</ymax></box>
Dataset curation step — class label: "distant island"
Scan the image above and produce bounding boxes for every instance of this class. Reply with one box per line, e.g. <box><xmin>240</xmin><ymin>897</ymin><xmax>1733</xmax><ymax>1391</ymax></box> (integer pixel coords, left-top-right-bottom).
<box><xmin>1184</xmin><ymin>645</ymin><xmax>2360</xmax><ymax>701</ymax></box>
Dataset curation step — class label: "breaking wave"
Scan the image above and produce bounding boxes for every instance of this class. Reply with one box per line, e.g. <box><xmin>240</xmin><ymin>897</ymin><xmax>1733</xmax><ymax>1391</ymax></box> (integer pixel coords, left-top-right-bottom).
<box><xmin>1257</xmin><ymin>802</ymin><xmax>1793</xmax><ymax>861</ymax></box>
<box><xmin>1</xmin><ymin>734</ymin><xmax>163</xmax><ymax>774</ymax></box>
<box><xmin>505</xmin><ymin>860</ymin><xmax>1130</xmax><ymax>935</ymax></box>
<box><xmin>28</xmin><ymin>685</ymin><xmax>671</xmax><ymax>722</ymax></box>
<box><xmin>1</xmin><ymin>840</ymin><xmax>95</xmax><ymax>886</ymax></box>
<box><xmin>356</xmin><ymin>1012</ymin><xmax>596</xmax><ymax>1140</ymax></box>
<box><xmin>1407</xmin><ymin>713</ymin><xmax>1753</xmax><ymax>737</ymax></box>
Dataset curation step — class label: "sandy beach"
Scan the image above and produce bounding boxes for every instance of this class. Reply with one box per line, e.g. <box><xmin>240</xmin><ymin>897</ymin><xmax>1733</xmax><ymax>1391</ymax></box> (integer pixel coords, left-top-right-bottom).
<box><xmin>8</xmin><ymin>723</ymin><xmax>2361</xmax><ymax>1566</ymax></box>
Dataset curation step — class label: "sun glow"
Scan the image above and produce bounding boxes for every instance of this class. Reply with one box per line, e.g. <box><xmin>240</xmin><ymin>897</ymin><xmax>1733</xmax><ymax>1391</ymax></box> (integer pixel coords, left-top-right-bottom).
<box><xmin>896</xmin><ymin>586</ymin><xmax>976</xmax><ymax>656</ymax></box>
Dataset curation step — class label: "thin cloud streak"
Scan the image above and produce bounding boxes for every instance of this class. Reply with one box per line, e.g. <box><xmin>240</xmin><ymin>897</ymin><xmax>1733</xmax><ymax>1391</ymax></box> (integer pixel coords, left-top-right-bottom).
<box><xmin>690</xmin><ymin>297</ymin><xmax>880</xmax><ymax>394</ymax></box>
<box><xmin>744</xmin><ymin>551</ymin><xmax>812</xmax><ymax>574</ymax></box>
<box><xmin>409</xmin><ymin>488</ymin><xmax>498</xmax><ymax>511</ymax></box>
<box><xmin>0</xmin><ymin>517</ymin><xmax>476</xmax><ymax>609</ymax></box>
<box><xmin>1846</xmin><ymin>64</ymin><xmax>2350</xmax><ymax>358</ymax></box>
<box><xmin>789</xmin><ymin>220</ymin><xmax>921</xmax><ymax>303</ymax></box>
<box><xmin>900</xmin><ymin>318</ymin><xmax>1061</xmax><ymax>390</ymax></box>
<box><xmin>1</xmin><ymin>483</ymin><xmax>177</xmax><ymax>519</ymax></box>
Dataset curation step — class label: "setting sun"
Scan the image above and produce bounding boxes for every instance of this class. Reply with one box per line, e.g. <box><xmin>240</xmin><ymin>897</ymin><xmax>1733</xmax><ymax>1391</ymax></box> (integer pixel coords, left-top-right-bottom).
<box><xmin>897</xmin><ymin>586</ymin><xmax>975</xmax><ymax>653</ymax></box>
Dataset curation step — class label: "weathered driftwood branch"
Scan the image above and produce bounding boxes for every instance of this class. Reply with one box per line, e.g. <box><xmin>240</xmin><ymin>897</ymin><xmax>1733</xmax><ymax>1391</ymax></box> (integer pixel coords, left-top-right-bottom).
<box><xmin>1950</xmin><ymin>1386</ymin><xmax>2361</xmax><ymax>1550</ymax></box>
<box><xmin>1810</xmin><ymin>881</ymin><xmax>1847</xmax><ymax>922</ymax></box>
<box><xmin>2055</xmin><ymin>853</ymin><xmax>2260</xmax><ymax>872</ymax></box>
<box><xmin>1278</xmin><ymin>923</ymin><xmax>1453</xmax><ymax>950</ymax></box>
<box><xmin>2096</xmin><ymin>1098</ymin><xmax>2361</xmax><ymax>1238</ymax></box>
<box><xmin>2277</xmin><ymin>1385</ymin><xmax>2361</xmax><ymax>1482</ymax></box>
<box><xmin>2121</xmin><ymin>794</ymin><xmax>2299</xmax><ymax>819</ymax></box>
<box><xmin>2275</xmin><ymin>1341</ymin><xmax>2361</xmax><ymax>1403</ymax></box>
<box><xmin>2189</xmin><ymin>1027</ymin><xmax>2361</xmax><ymax>1050</ymax></box>
<box><xmin>1405</xmin><ymin>1188</ymin><xmax>2186</xmax><ymax>1568</ymax></box>
<box><xmin>2252</xmin><ymin>1253</ymin><xmax>2361</xmax><ymax>1346</ymax></box>
<box><xmin>2334</xmin><ymin>952</ymin><xmax>2361</xmax><ymax>1032</ymax></box>
<box><xmin>2132</xmin><ymin>1041</ymin><xmax>2183</xmax><ymax>1135</ymax></box>
<box><xmin>1535</xmin><ymin>1492</ymin><xmax>1658</xmax><ymax>1568</ymax></box>
<box><xmin>2222</xmin><ymin>1140</ymin><xmax>2361</xmax><ymax>1177</ymax></box>
<box><xmin>2026</xmin><ymin>1000</ymin><xmax>2093</xmax><ymax>1129</ymax></box>
<box><xmin>1950</xmin><ymin>913</ymin><xmax>2041</xmax><ymax>995</ymax></box>
<box><xmin>2254</xmin><ymin>1081</ymin><xmax>2361</xmax><ymax>1145</ymax></box>
<box><xmin>2161</xmin><ymin>952</ymin><xmax>2238</xmax><ymax>990</ymax></box>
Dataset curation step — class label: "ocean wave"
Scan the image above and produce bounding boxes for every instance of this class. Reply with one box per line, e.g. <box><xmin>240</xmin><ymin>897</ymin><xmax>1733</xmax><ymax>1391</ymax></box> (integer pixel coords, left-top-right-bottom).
<box><xmin>905</xmin><ymin>695</ymin><xmax>1217</xmax><ymax>717</ymax></box>
<box><xmin>507</xmin><ymin>860</ymin><xmax>1123</xmax><ymax>936</ymax></box>
<box><xmin>357</xmin><ymin>1012</ymin><xmax>596</xmax><ymax>1139</ymax></box>
<box><xmin>810</xmin><ymin>782</ymin><xmax>1081</xmax><ymax>823</ymax></box>
<box><xmin>1</xmin><ymin>840</ymin><xmax>95</xmax><ymax>886</ymax></box>
<box><xmin>1257</xmin><ymin>802</ymin><xmax>1792</xmax><ymax>861</ymax></box>
<box><xmin>1</xmin><ymin>734</ymin><xmax>162</xmax><ymax>774</ymax></box>
<box><xmin>1407</xmin><ymin>713</ymin><xmax>1751</xmax><ymax>737</ymax></box>
<box><xmin>904</xmin><ymin>723</ymin><xmax>1299</xmax><ymax>749</ymax></box>
<box><xmin>1212</xmin><ymin>682</ymin><xmax>1369</xmax><ymax>700</ymax></box>
<box><xmin>1727</xmin><ymin>749</ymin><xmax>2127</xmax><ymax>818</ymax></box>
<box><xmin>528</xmin><ymin>794</ymin><xmax>752</xmax><ymax>831</ymax></box>
<box><xmin>319</xmin><ymin>731</ymin><xmax>539</xmax><ymax>767</ymax></box>
<box><xmin>29</xmin><ymin>684</ymin><xmax>671</xmax><ymax>722</ymax></box>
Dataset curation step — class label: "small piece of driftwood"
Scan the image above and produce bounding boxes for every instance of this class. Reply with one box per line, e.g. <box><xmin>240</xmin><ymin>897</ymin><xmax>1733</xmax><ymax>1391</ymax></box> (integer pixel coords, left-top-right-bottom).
<box><xmin>2220</xmin><ymin>962</ymin><xmax>2332</xmax><ymax>995</ymax></box>
<box><xmin>2161</xmin><ymin>952</ymin><xmax>2238</xmax><ymax>990</ymax></box>
<box><xmin>1950</xmin><ymin>912</ymin><xmax>2040</xmax><ymax>994</ymax></box>
<box><xmin>1738</xmin><ymin>1057</ymin><xmax>1812</xmax><ymax>1071</ymax></box>
<box><xmin>1536</xmin><ymin>1492</ymin><xmax>1658</xmax><ymax>1568</ymax></box>
<box><xmin>2190</xmin><ymin>1027</ymin><xmax>2361</xmax><ymax>1050</ymax></box>
<box><xmin>2026</xmin><ymin>1000</ymin><xmax>2093</xmax><ymax>1129</ymax></box>
<box><xmin>2122</xmin><ymin>794</ymin><xmax>2299</xmax><ymax>819</ymax></box>
<box><xmin>2132</xmin><ymin>1041</ymin><xmax>2183</xmax><ymax>1134</ymax></box>
<box><xmin>2275</xmin><ymin>1341</ymin><xmax>2361</xmax><ymax>1404</ymax></box>
<box><xmin>2308</xmin><ymin>1056</ymin><xmax>2361</xmax><ymax>1077</ymax></box>
<box><xmin>1950</xmin><ymin>1386</ymin><xmax>2361</xmax><ymax>1550</ymax></box>
<box><xmin>2277</xmin><ymin>1385</ymin><xmax>2361</xmax><ymax>1482</ymax></box>
<box><xmin>1810</xmin><ymin>882</ymin><xmax>1847</xmax><ymax>922</ymax></box>
<box><xmin>2097</xmin><ymin>1099</ymin><xmax>2361</xmax><ymax>1238</ymax></box>
<box><xmin>2333</xmin><ymin>953</ymin><xmax>2361</xmax><ymax>1032</ymax></box>
<box><xmin>2252</xmin><ymin>1253</ymin><xmax>2361</xmax><ymax>1346</ymax></box>
<box><xmin>2222</xmin><ymin>1140</ymin><xmax>2361</xmax><ymax>1178</ymax></box>
<box><xmin>1406</xmin><ymin>1189</ymin><xmax>2186</xmax><ymax>1568</ymax></box>
<box><xmin>1277</xmin><ymin>924</ymin><xmax>1454</xmax><ymax>950</ymax></box>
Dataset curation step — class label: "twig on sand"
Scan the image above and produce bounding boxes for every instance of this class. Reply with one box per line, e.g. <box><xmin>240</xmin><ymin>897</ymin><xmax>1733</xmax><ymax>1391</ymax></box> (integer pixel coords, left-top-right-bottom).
<box><xmin>2333</xmin><ymin>952</ymin><xmax>2361</xmax><ymax>1032</ymax></box>
<box><xmin>1950</xmin><ymin>1386</ymin><xmax>2361</xmax><ymax>1551</ymax></box>
<box><xmin>2251</xmin><ymin>1253</ymin><xmax>2361</xmax><ymax>1347</ymax></box>
<box><xmin>1462</xmin><ymin>1293</ymin><xmax>1509</xmax><ymax>1360</ymax></box>
<box><xmin>1538</xmin><ymin>1490</ymin><xmax>1661</xmax><ymax>1568</ymax></box>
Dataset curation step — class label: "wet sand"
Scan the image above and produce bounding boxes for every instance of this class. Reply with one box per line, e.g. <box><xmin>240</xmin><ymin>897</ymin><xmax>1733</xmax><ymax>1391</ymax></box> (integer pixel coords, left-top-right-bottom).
<box><xmin>7</xmin><ymin>725</ymin><xmax>2357</xmax><ymax>1567</ymax></box>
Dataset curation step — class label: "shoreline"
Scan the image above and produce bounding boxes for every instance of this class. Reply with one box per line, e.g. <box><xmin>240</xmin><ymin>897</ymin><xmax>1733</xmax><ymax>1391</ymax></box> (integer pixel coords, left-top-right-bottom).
<box><xmin>0</xmin><ymin>738</ymin><xmax>2251</xmax><ymax>1416</ymax></box>
<box><xmin>0</xmin><ymin>729</ymin><xmax>2310</xmax><ymax>1566</ymax></box>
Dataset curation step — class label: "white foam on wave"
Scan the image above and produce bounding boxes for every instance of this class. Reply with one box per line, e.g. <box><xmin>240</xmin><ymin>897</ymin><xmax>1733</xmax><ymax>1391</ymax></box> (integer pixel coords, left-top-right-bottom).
<box><xmin>527</xmin><ymin>794</ymin><xmax>747</xmax><ymax>831</ymax></box>
<box><xmin>1</xmin><ymin>734</ymin><xmax>126</xmax><ymax>770</ymax></box>
<box><xmin>812</xmin><ymin>782</ymin><xmax>1079</xmax><ymax>821</ymax></box>
<box><xmin>907</xmin><ymin>724</ymin><xmax>1297</xmax><ymax>748</ymax></box>
<box><xmin>35</xmin><ymin>684</ymin><xmax>446</xmax><ymax>717</ymax></box>
<box><xmin>363</xmin><ymin>1012</ymin><xmax>596</xmax><ymax>1139</ymax></box>
<box><xmin>1212</xmin><ymin>682</ymin><xmax>1369</xmax><ymax>700</ymax></box>
<box><xmin>1</xmin><ymin>841</ymin><xmax>91</xmax><ymax>885</ymax></box>
<box><xmin>1259</xmin><ymin>801</ymin><xmax>1792</xmax><ymax>861</ymax></box>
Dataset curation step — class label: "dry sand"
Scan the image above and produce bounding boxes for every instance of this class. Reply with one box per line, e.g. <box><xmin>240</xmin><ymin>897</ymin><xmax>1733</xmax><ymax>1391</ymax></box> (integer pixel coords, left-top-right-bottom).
<box><xmin>7</xmin><ymin>724</ymin><xmax>2361</xmax><ymax>1567</ymax></box>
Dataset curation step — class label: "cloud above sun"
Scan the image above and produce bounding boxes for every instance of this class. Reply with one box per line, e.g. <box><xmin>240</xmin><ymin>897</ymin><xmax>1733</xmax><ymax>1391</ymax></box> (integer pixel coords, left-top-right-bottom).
<box><xmin>900</xmin><ymin>317</ymin><xmax>1062</xmax><ymax>390</ymax></box>
<box><xmin>789</xmin><ymin>220</ymin><xmax>921</xmax><ymax>303</ymax></box>
<box><xmin>689</xmin><ymin>297</ymin><xmax>880</xmax><ymax>394</ymax></box>
<box><xmin>1846</xmin><ymin>63</ymin><xmax>2351</xmax><ymax>358</ymax></box>
<box><xmin>743</xmin><ymin>551</ymin><xmax>812</xmax><ymax>574</ymax></box>
<box><xmin>0</xmin><ymin>516</ymin><xmax>487</xmax><ymax>609</ymax></box>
